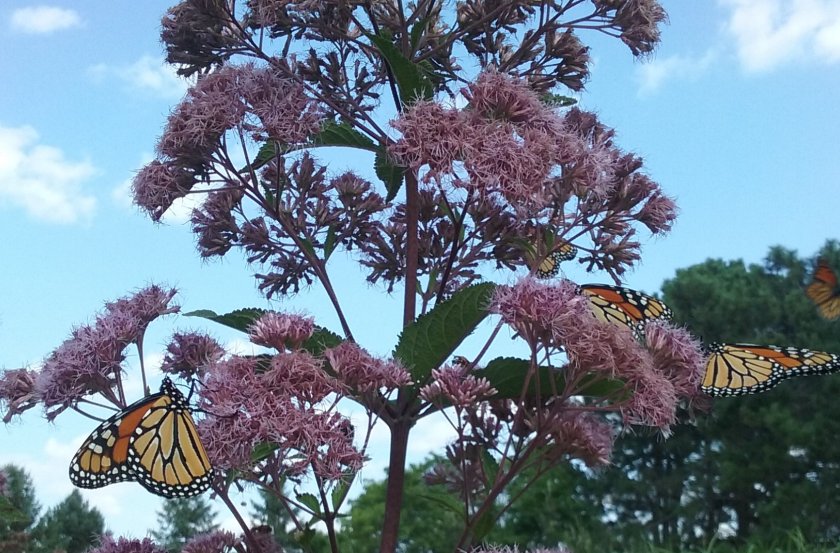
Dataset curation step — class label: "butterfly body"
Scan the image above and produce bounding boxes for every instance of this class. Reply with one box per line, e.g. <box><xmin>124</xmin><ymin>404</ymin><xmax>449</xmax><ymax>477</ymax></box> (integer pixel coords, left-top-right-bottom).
<box><xmin>69</xmin><ymin>378</ymin><xmax>213</xmax><ymax>498</ymax></box>
<box><xmin>702</xmin><ymin>343</ymin><xmax>840</xmax><ymax>396</ymax></box>
<box><xmin>806</xmin><ymin>258</ymin><xmax>840</xmax><ymax>320</ymax></box>
<box><xmin>579</xmin><ymin>284</ymin><xmax>673</xmax><ymax>338</ymax></box>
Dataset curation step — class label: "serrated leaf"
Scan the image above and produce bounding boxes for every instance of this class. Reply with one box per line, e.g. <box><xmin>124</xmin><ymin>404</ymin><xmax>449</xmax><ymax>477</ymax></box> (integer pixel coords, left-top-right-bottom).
<box><xmin>375</xmin><ymin>148</ymin><xmax>406</xmax><ymax>202</ymax></box>
<box><xmin>367</xmin><ymin>32</ymin><xmax>434</xmax><ymax>103</ymax></box>
<box><xmin>313</xmin><ymin>121</ymin><xmax>378</xmax><ymax>151</ymax></box>
<box><xmin>302</xmin><ymin>327</ymin><xmax>343</xmax><ymax>356</ymax></box>
<box><xmin>296</xmin><ymin>492</ymin><xmax>321</xmax><ymax>516</ymax></box>
<box><xmin>480</xmin><ymin>450</ymin><xmax>499</xmax><ymax>489</ymax></box>
<box><xmin>478</xmin><ymin>356</ymin><xmax>625</xmax><ymax>400</ymax></box>
<box><xmin>330</xmin><ymin>476</ymin><xmax>352</xmax><ymax>510</ymax></box>
<box><xmin>184</xmin><ymin>308</ymin><xmax>267</xmax><ymax>333</ymax></box>
<box><xmin>394</xmin><ymin>283</ymin><xmax>496</xmax><ymax>382</ymax></box>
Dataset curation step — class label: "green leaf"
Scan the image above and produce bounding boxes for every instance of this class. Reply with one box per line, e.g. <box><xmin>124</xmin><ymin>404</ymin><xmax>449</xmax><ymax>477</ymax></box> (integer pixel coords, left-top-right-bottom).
<box><xmin>330</xmin><ymin>476</ymin><xmax>353</xmax><ymax>510</ymax></box>
<box><xmin>324</xmin><ymin>225</ymin><xmax>338</xmax><ymax>260</ymax></box>
<box><xmin>296</xmin><ymin>492</ymin><xmax>322</xmax><ymax>516</ymax></box>
<box><xmin>367</xmin><ymin>32</ymin><xmax>434</xmax><ymax>103</ymax></box>
<box><xmin>312</xmin><ymin>120</ymin><xmax>378</xmax><ymax>151</ymax></box>
<box><xmin>472</xmin><ymin>510</ymin><xmax>496</xmax><ymax>541</ymax></box>
<box><xmin>302</xmin><ymin>327</ymin><xmax>344</xmax><ymax>356</ymax></box>
<box><xmin>394</xmin><ymin>283</ymin><xmax>496</xmax><ymax>383</ymax></box>
<box><xmin>480</xmin><ymin>450</ymin><xmax>500</xmax><ymax>489</ymax></box>
<box><xmin>183</xmin><ymin>308</ymin><xmax>267</xmax><ymax>333</ymax></box>
<box><xmin>541</xmin><ymin>93</ymin><xmax>577</xmax><ymax>108</ymax></box>
<box><xmin>408</xmin><ymin>16</ymin><xmax>430</xmax><ymax>51</ymax></box>
<box><xmin>478</xmin><ymin>356</ymin><xmax>625</xmax><ymax>400</ymax></box>
<box><xmin>250</xmin><ymin>442</ymin><xmax>278</xmax><ymax>463</ymax></box>
<box><xmin>375</xmin><ymin>148</ymin><xmax>406</xmax><ymax>202</ymax></box>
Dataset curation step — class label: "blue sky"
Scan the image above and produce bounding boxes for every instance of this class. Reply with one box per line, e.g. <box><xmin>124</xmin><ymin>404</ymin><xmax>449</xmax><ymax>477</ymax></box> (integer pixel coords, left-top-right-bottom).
<box><xmin>1</xmin><ymin>0</ymin><xmax>839</xmax><ymax>539</ymax></box>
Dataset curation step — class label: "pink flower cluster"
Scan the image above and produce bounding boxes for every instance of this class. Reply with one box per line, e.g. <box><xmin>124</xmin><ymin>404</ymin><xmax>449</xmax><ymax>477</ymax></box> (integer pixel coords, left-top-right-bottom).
<box><xmin>160</xmin><ymin>332</ymin><xmax>226</xmax><ymax>380</ymax></box>
<box><xmin>491</xmin><ymin>278</ymin><xmax>705</xmax><ymax>430</ymax></box>
<box><xmin>198</xmin><ymin>353</ymin><xmax>362</xmax><ymax>479</ymax></box>
<box><xmin>0</xmin><ymin>368</ymin><xmax>37</xmax><ymax>423</ymax></box>
<box><xmin>36</xmin><ymin>285</ymin><xmax>178</xmax><ymax>419</ymax></box>
<box><xmin>324</xmin><ymin>342</ymin><xmax>412</xmax><ymax>393</ymax></box>
<box><xmin>419</xmin><ymin>363</ymin><xmax>497</xmax><ymax>407</ymax></box>
<box><xmin>133</xmin><ymin>63</ymin><xmax>323</xmax><ymax>221</ymax></box>
<box><xmin>248</xmin><ymin>311</ymin><xmax>315</xmax><ymax>350</ymax></box>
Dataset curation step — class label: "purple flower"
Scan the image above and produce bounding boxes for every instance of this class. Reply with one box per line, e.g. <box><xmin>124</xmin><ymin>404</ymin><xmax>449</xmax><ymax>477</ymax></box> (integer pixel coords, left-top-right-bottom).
<box><xmin>36</xmin><ymin>285</ymin><xmax>178</xmax><ymax>419</ymax></box>
<box><xmin>324</xmin><ymin>342</ymin><xmax>412</xmax><ymax>393</ymax></box>
<box><xmin>181</xmin><ymin>531</ymin><xmax>238</xmax><ymax>553</ymax></box>
<box><xmin>132</xmin><ymin>160</ymin><xmax>197</xmax><ymax>222</ymax></box>
<box><xmin>161</xmin><ymin>332</ymin><xmax>226</xmax><ymax>380</ymax></box>
<box><xmin>198</xmin><ymin>353</ymin><xmax>362</xmax><ymax>478</ymax></box>
<box><xmin>88</xmin><ymin>535</ymin><xmax>166</xmax><ymax>553</ymax></box>
<box><xmin>547</xmin><ymin>410</ymin><xmax>614</xmax><ymax>467</ymax></box>
<box><xmin>240</xmin><ymin>65</ymin><xmax>323</xmax><ymax>144</ymax></box>
<box><xmin>157</xmin><ymin>64</ymin><xmax>247</xmax><ymax>165</ymax></box>
<box><xmin>420</xmin><ymin>364</ymin><xmax>496</xmax><ymax>407</ymax></box>
<box><xmin>248</xmin><ymin>311</ymin><xmax>315</xmax><ymax>350</ymax></box>
<box><xmin>0</xmin><ymin>368</ymin><xmax>38</xmax><ymax>423</ymax></box>
<box><xmin>644</xmin><ymin>321</ymin><xmax>706</xmax><ymax>400</ymax></box>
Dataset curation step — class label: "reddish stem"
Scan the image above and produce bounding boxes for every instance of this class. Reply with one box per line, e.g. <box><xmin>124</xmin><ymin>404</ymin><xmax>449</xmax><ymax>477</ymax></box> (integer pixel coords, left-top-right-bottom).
<box><xmin>378</xmin><ymin>417</ymin><xmax>412</xmax><ymax>553</ymax></box>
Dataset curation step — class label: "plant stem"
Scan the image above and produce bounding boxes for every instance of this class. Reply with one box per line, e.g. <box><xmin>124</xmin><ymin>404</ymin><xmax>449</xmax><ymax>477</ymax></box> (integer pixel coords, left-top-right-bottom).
<box><xmin>379</xmin><ymin>417</ymin><xmax>412</xmax><ymax>553</ymax></box>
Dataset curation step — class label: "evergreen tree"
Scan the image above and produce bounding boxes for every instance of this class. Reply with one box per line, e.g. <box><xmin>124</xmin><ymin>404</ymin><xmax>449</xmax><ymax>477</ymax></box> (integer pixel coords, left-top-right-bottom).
<box><xmin>596</xmin><ymin>241</ymin><xmax>840</xmax><ymax>548</ymax></box>
<box><xmin>151</xmin><ymin>497</ymin><xmax>218</xmax><ymax>552</ymax></box>
<box><xmin>0</xmin><ymin>465</ymin><xmax>40</xmax><ymax>553</ymax></box>
<box><xmin>30</xmin><ymin>490</ymin><xmax>103</xmax><ymax>553</ymax></box>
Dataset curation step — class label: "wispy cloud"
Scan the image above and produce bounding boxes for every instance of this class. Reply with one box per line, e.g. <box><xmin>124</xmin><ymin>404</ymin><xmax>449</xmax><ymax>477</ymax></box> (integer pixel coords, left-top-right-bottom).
<box><xmin>10</xmin><ymin>6</ymin><xmax>82</xmax><ymax>34</ymax></box>
<box><xmin>720</xmin><ymin>0</ymin><xmax>840</xmax><ymax>72</ymax></box>
<box><xmin>88</xmin><ymin>55</ymin><xmax>190</xmax><ymax>99</ymax></box>
<box><xmin>636</xmin><ymin>50</ymin><xmax>717</xmax><ymax>95</ymax></box>
<box><xmin>0</xmin><ymin>124</ymin><xmax>97</xmax><ymax>224</ymax></box>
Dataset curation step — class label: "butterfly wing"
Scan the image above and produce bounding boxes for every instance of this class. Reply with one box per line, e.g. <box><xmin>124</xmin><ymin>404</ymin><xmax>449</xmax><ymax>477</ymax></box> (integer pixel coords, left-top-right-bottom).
<box><xmin>127</xmin><ymin>379</ymin><xmax>213</xmax><ymax>498</ymax></box>
<box><xmin>580</xmin><ymin>284</ymin><xmax>673</xmax><ymax>338</ymax></box>
<box><xmin>535</xmin><ymin>242</ymin><xmax>577</xmax><ymax>279</ymax></box>
<box><xmin>702</xmin><ymin>343</ymin><xmax>840</xmax><ymax>396</ymax></box>
<box><xmin>69</xmin><ymin>378</ymin><xmax>213</xmax><ymax>498</ymax></box>
<box><xmin>806</xmin><ymin>258</ymin><xmax>840</xmax><ymax>320</ymax></box>
<box><xmin>69</xmin><ymin>391</ymin><xmax>164</xmax><ymax>490</ymax></box>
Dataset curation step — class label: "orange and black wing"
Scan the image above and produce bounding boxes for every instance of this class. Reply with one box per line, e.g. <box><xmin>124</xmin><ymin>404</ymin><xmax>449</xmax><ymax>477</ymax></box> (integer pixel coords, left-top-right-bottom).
<box><xmin>536</xmin><ymin>242</ymin><xmax>578</xmax><ymax>279</ymax></box>
<box><xmin>579</xmin><ymin>284</ymin><xmax>673</xmax><ymax>338</ymax></box>
<box><xmin>702</xmin><ymin>343</ymin><xmax>840</xmax><ymax>396</ymax></box>
<box><xmin>806</xmin><ymin>258</ymin><xmax>840</xmax><ymax>320</ymax></box>
<box><xmin>69</xmin><ymin>378</ymin><xmax>213</xmax><ymax>498</ymax></box>
<box><xmin>69</xmin><ymin>390</ymin><xmax>164</xmax><ymax>490</ymax></box>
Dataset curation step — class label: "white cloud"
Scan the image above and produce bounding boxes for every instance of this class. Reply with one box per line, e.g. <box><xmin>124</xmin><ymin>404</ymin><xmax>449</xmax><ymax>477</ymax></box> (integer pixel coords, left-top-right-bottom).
<box><xmin>10</xmin><ymin>6</ymin><xmax>81</xmax><ymax>34</ymax></box>
<box><xmin>635</xmin><ymin>50</ymin><xmax>717</xmax><ymax>95</ymax></box>
<box><xmin>88</xmin><ymin>55</ymin><xmax>190</xmax><ymax>99</ymax></box>
<box><xmin>720</xmin><ymin>0</ymin><xmax>840</xmax><ymax>72</ymax></box>
<box><xmin>0</xmin><ymin>124</ymin><xmax>97</xmax><ymax>224</ymax></box>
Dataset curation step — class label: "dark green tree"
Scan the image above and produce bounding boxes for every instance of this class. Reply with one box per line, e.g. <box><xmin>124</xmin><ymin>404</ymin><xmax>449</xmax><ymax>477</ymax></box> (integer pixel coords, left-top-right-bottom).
<box><xmin>0</xmin><ymin>465</ymin><xmax>40</xmax><ymax>553</ymax></box>
<box><xmin>249</xmin><ymin>484</ymin><xmax>331</xmax><ymax>553</ymax></box>
<box><xmin>594</xmin><ymin>241</ymin><xmax>840</xmax><ymax>548</ymax></box>
<box><xmin>340</xmin><ymin>460</ymin><xmax>462</xmax><ymax>553</ymax></box>
<box><xmin>30</xmin><ymin>489</ymin><xmax>103</xmax><ymax>553</ymax></box>
<box><xmin>150</xmin><ymin>497</ymin><xmax>218</xmax><ymax>552</ymax></box>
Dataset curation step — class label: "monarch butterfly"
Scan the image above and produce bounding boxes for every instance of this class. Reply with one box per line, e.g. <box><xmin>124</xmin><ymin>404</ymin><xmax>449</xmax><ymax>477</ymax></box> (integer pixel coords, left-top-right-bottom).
<box><xmin>806</xmin><ymin>258</ymin><xmax>840</xmax><ymax>321</ymax></box>
<box><xmin>69</xmin><ymin>377</ymin><xmax>213</xmax><ymax>498</ymax></box>
<box><xmin>579</xmin><ymin>284</ymin><xmax>673</xmax><ymax>338</ymax></box>
<box><xmin>702</xmin><ymin>343</ymin><xmax>840</xmax><ymax>396</ymax></box>
<box><xmin>536</xmin><ymin>242</ymin><xmax>578</xmax><ymax>279</ymax></box>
